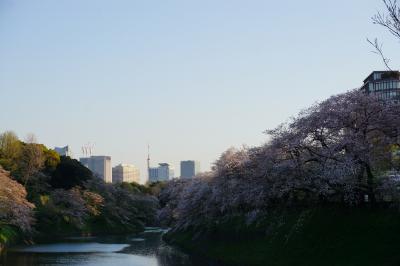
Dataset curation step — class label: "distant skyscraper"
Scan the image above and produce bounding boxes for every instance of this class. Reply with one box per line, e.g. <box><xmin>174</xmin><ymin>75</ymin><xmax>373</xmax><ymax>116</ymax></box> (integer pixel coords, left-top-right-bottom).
<box><xmin>148</xmin><ymin>167</ymin><xmax>159</xmax><ymax>182</ymax></box>
<box><xmin>159</xmin><ymin>163</ymin><xmax>174</xmax><ymax>180</ymax></box>
<box><xmin>80</xmin><ymin>156</ymin><xmax>112</xmax><ymax>183</ymax></box>
<box><xmin>180</xmin><ymin>160</ymin><xmax>200</xmax><ymax>179</ymax></box>
<box><xmin>54</xmin><ymin>145</ymin><xmax>72</xmax><ymax>157</ymax></box>
<box><xmin>112</xmin><ymin>164</ymin><xmax>140</xmax><ymax>184</ymax></box>
<box><xmin>148</xmin><ymin>163</ymin><xmax>174</xmax><ymax>182</ymax></box>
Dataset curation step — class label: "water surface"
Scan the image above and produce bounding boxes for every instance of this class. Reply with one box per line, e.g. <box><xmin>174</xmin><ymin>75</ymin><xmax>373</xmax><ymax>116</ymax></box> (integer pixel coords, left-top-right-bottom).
<box><xmin>0</xmin><ymin>228</ymin><xmax>199</xmax><ymax>266</ymax></box>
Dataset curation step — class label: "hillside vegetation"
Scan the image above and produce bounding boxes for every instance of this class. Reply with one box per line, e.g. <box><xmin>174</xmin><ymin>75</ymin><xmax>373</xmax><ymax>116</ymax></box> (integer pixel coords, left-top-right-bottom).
<box><xmin>0</xmin><ymin>133</ymin><xmax>158</xmax><ymax>248</ymax></box>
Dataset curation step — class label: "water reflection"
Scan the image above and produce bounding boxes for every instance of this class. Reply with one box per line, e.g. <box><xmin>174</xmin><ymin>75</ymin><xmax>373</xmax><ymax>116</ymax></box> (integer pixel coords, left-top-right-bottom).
<box><xmin>0</xmin><ymin>228</ymin><xmax>198</xmax><ymax>266</ymax></box>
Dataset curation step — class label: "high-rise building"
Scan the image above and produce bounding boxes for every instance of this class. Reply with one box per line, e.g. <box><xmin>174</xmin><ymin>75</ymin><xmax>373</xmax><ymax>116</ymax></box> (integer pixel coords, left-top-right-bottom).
<box><xmin>148</xmin><ymin>167</ymin><xmax>159</xmax><ymax>182</ymax></box>
<box><xmin>180</xmin><ymin>160</ymin><xmax>200</xmax><ymax>179</ymax></box>
<box><xmin>159</xmin><ymin>163</ymin><xmax>174</xmax><ymax>180</ymax></box>
<box><xmin>148</xmin><ymin>163</ymin><xmax>174</xmax><ymax>182</ymax></box>
<box><xmin>112</xmin><ymin>164</ymin><xmax>140</xmax><ymax>184</ymax></box>
<box><xmin>361</xmin><ymin>71</ymin><xmax>400</xmax><ymax>101</ymax></box>
<box><xmin>54</xmin><ymin>145</ymin><xmax>72</xmax><ymax>157</ymax></box>
<box><xmin>80</xmin><ymin>156</ymin><xmax>112</xmax><ymax>183</ymax></box>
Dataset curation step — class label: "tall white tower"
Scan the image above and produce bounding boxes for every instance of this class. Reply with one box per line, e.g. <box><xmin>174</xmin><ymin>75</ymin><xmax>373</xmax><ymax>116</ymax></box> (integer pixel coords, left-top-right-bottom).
<box><xmin>147</xmin><ymin>144</ymin><xmax>150</xmax><ymax>182</ymax></box>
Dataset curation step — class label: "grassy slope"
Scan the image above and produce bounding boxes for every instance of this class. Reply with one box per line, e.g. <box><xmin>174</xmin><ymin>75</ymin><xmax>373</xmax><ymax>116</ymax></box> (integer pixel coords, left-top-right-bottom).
<box><xmin>164</xmin><ymin>206</ymin><xmax>400</xmax><ymax>266</ymax></box>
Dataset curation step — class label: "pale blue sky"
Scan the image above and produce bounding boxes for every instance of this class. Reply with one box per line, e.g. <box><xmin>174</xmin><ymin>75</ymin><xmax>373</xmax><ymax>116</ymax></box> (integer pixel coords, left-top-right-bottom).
<box><xmin>0</xmin><ymin>0</ymin><xmax>398</xmax><ymax>182</ymax></box>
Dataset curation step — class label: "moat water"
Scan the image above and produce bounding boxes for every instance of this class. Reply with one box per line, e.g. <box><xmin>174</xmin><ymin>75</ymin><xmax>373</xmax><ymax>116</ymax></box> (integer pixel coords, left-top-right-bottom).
<box><xmin>0</xmin><ymin>228</ymin><xmax>209</xmax><ymax>266</ymax></box>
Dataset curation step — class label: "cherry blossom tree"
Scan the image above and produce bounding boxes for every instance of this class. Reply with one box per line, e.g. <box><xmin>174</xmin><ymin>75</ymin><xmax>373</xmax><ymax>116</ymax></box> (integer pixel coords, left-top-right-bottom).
<box><xmin>0</xmin><ymin>167</ymin><xmax>35</xmax><ymax>236</ymax></box>
<box><xmin>265</xmin><ymin>90</ymin><xmax>400</xmax><ymax>204</ymax></box>
<box><xmin>159</xmin><ymin>90</ymin><xmax>400</xmax><ymax>233</ymax></box>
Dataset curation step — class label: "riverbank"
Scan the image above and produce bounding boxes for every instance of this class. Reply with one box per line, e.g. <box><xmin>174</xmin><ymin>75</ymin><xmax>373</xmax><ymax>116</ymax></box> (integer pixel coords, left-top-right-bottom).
<box><xmin>164</xmin><ymin>206</ymin><xmax>400</xmax><ymax>266</ymax></box>
<box><xmin>33</xmin><ymin>225</ymin><xmax>145</xmax><ymax>243</ymax></box>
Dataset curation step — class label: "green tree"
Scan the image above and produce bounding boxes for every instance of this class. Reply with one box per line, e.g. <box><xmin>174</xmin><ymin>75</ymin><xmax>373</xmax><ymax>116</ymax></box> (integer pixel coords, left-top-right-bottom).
<box><xmin>50</xmin><ymin>156</ymin><xmax>93</xmax><ymax>189</ymax></box>
<box><xmin>0</xmin><ymin>131</ymin><xmax>22</xmax><ymax>172</ymax></box>
<box><xmin>42</xmin><ymin>146</ymin><xmax>60</xmax><ymax>172</ymax></box>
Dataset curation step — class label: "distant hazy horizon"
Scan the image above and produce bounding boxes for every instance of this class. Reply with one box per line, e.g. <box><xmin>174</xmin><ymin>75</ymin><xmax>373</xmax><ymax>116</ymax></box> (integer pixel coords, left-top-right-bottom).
<box><xmin>1</xmin><ymin>0</ymin><xmax>399</xmax><ymax>183</ymax></box>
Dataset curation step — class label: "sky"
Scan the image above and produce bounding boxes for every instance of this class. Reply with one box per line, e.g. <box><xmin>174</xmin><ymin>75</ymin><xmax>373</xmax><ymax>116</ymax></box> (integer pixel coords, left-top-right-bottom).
<box><xmin>1</xmin><ymin>0</ymin><xmax>399</xmax><ymax>183</ymax></box>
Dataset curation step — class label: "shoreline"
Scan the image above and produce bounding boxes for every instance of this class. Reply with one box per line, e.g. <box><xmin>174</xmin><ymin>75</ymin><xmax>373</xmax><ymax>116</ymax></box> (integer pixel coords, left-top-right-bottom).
<box><xmin>163</xmin><ymin>206</ymin><xmax>400</xmax><ymax>266</ymax></box>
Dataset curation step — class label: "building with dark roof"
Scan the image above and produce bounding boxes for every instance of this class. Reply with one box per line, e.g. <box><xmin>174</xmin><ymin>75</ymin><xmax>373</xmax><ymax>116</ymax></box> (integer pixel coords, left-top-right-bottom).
<box><xmin>361</xmin><ymin>71</ymin><xmax>400</xmax><ymax>101</ymax></box>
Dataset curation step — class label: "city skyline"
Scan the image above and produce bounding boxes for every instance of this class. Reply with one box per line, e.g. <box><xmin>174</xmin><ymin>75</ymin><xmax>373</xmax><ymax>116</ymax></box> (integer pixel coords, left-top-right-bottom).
<box><xmin>2</xmin><ymin>0</ymin><xmax>400</xmax><ymax>183</ymax></box>
<box><xmin>54</xmin><ymin>143</ymin><xmax>202</xmax><ymax>183</ymax></box>
<box><xmin>54</xmin><ymin>142</ymin><xmax>202</xmax><ymax>183</ymax></box>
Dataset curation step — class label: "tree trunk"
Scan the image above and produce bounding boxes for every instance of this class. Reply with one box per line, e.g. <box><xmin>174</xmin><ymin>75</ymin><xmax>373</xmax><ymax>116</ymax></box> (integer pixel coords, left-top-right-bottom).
<box><xmin>365</xmin><ymin>163</ymin><xmax>376</xmax><ymax>204</ymax></box>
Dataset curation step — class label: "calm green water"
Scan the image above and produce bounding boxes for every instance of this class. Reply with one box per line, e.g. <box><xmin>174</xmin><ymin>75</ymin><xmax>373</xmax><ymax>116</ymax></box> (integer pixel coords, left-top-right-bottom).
<box><xmin>0</xmin><ymin>228</ymin><xmax>203</xmax><ymax>266</ymax></box>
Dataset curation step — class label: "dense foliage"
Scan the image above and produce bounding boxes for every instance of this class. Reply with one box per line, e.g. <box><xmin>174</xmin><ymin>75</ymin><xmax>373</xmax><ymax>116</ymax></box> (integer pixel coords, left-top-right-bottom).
<box><xmin>0</xmin><ymin>132</ymin><xmax>158</xmax><ymax>245</ymax></box>
<box><xmin>0</xmin><ymin>167</ymin><xmax>34</xmax><ymax>246</ymax></box>
<box><xmin>159</xmin><ymin>90</ymin><xmax>400</xmax><ymax>233</ymax></box>
<box><xmin>50</xmin><ymin>156</ymin><xmax>93</xmax><ymax>189</ymax></box>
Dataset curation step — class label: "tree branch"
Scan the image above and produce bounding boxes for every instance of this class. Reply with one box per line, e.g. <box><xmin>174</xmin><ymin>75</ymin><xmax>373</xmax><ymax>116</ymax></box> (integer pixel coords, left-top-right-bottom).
<box><xmin>372</xmin><ymin>0</ymin><xmax>400</xmax><ymax>39</ymax></box>
<box><xmin>367</xmin><ymin>38</ymin><xmax>392</xmax><ymax>70</ymax></box>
